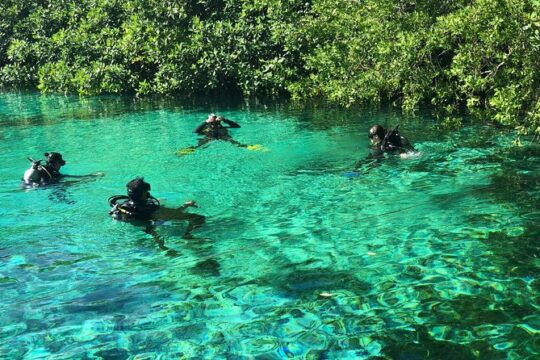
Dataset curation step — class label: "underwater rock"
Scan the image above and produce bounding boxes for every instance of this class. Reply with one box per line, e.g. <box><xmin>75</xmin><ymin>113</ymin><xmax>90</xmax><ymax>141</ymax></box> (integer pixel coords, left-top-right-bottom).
<box><xmin>261</xmin><ymin>268</ymin><xmax>371</xmax><ymax>298</ymax></box>
<box><xmin>191</xmin><ymin>258</ymin><xmax>221</xmax><ymax>277</ymax></box>
<box><xmin>93</xmin><ymin>348</ymin><xmax>129</xmax><ymax>360</ymax></box>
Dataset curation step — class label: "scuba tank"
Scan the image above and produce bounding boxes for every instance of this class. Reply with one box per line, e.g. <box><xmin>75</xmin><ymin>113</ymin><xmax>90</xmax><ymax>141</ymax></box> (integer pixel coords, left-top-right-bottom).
<box><xmin>23</xmin><ymin>157</ymin><xmax>43</xmax><ymax>184</ymax></box>
<box><xmin>108</xmin><ymin>195</ymin><xmax>160</xmax><ymax>220</ymax></box>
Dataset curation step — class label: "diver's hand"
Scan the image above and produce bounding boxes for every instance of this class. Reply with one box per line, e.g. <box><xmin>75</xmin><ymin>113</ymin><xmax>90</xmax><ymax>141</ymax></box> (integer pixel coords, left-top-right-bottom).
<box><xmin>92</xmin><ymin>172</ymin><xmax>105</xmax><ymax>177</ymax></box>
<box><xmin>183</xmin><ymin>200</ymin><xmax>197</xmax><ymax>208</ymax></box>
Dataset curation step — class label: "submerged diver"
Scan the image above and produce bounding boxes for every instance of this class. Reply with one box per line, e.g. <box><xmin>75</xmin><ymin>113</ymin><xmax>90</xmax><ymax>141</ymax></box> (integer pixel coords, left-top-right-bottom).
<box><xmin>109</xmin><ymin>177</ymin><xmax>206</xmax><ymax>253</ymax></box>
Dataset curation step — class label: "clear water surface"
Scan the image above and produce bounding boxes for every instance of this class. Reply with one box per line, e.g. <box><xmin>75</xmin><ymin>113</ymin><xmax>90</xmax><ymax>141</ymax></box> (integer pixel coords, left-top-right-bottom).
<box><xmin>0</xmin><ymin>93</ymin><xmax>538</xmax><ymax>359</ymax></box>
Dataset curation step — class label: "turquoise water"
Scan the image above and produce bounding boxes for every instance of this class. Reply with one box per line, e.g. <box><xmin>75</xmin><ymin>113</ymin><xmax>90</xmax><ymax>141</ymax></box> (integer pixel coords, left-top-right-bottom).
<box><xmin>0</xmin><ymin>93</ymin><xmax>538</xmax><ymax>359</ymax></box>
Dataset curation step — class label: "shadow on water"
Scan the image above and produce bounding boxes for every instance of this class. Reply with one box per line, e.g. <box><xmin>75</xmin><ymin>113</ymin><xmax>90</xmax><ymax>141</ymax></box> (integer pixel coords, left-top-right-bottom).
<box><xmin>476</xmin><ymin>145</ymin><xmax>540</xmax><ymax>271</ymax></box>
<box><xmin>309</xmin><ymin>326</ymin><xmax>506</xmax><ymax>359</ymax></box>
<box><xmin>191</xmin><ymin>258</ymin><xmax>221</xmax><ymax>277</ymax></box>
<box><xmin>383</xmin><ymin>144</ymin><xmax>540</xmax><ymax>359</ymax></box>
<box><xmin>0</xmin><ymin>93</ymin><xmax>238</xmax><ymax>128</ymax></box>
<box><xmin>0</xmin><ymin>92</ymin><xmax>415</xmax><ymax>133</ymax></box>
<box><xmin>62</xmin><ymin>285</ymin><xmax>134</xmax><ymax>314</ymax></box>
<box><xmin>254</xmin><ymin>266</ymin><xmax>371</xmax><ymax>300</ymax></box>
<box><xmin>0</xmin><ymin>92</ymin><xmax>294</xmax><ymax>128</ymax></box>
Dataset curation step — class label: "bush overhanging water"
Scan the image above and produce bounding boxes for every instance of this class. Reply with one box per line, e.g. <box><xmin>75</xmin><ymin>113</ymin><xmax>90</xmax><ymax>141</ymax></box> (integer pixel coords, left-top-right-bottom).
<box><xmin>0</xmin><ymin>0</ymin><xmax>539</xmax><ymax>134</ymax></box>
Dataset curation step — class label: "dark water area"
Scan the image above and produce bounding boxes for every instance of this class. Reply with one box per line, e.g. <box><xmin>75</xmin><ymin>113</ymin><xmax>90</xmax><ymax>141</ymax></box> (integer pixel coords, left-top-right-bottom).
<box><xmin>0</xmin><ymin>93</ymin><xmax>538</xmax><ymax>359</ymax></box>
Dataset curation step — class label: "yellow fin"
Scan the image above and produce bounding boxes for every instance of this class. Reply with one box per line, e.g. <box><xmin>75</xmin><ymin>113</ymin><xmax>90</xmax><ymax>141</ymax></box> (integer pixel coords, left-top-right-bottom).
<box><xmin>176</xmin><ymin>147</ymin><xmax>196</xmax><ymax>156</ymax></box>
<box><xmin>246</xmin><ymin>144</ymin><xmax>268</xmax><ymax>152</ymax></box>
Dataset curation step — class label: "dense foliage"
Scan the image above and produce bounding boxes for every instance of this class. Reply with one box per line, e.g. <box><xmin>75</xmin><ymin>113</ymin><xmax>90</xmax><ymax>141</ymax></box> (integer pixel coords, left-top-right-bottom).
<box><xmin>1</xmin><ymin>0</ymin><xmax>539</xmax><ymax>134</ymax></box>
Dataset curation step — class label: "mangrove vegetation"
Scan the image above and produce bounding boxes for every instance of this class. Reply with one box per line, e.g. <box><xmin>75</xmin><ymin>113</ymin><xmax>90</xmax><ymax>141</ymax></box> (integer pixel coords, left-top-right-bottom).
<box><xmin>1</xmin><ymin>0</ymin><xmax>539</xmax><ymax>134</ymax></box>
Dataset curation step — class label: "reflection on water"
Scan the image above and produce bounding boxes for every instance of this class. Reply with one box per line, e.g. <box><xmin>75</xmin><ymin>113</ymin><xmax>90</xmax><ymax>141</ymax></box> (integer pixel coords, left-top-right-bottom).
<box><xmin>0</xmin><ymin>93</ymin><xmax>538</xmax><ymax>359</ymax></box>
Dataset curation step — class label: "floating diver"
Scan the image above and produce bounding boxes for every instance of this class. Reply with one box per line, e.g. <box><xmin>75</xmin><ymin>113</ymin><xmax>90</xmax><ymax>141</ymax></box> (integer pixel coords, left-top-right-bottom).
<box><xmin>176</xmin><ymin>114</ymin><xmax>266</xmax><ymax>155</ymax></box>
<box><xmin>108</xmin><ymin>177</ymin><xmax>206</xmax><ymax>255</ymax></box>
<box><xmin>350</xmin><ymin>124</ymin><xmax>418</xmax><ymax>173</ymax></box>
<box><xmin>368</xmin><ymin>124</ymin><xmax>415</xmax><ymax>155</ymax></box>
<box><xmin>22</xmin><ymin>152</ymin><xmax>66</xmax><ymax>186</ymax></box>
<box><xmin>22</xmin><ymin>152</ymin><xmax>104</xmax><ymax>187</ymax></box>
<box><xmin>21</xmin><ymin>152</ymin><xmax>104</xmax><ymax>203</ymax></box>
<box><xmin>331</xmin><ymin>125</ymin><xmax>417</xmax><ymax>178</ymax></box>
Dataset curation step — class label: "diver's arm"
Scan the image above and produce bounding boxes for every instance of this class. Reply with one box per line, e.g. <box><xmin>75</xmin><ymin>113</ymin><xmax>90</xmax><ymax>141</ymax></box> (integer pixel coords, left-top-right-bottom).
<box><xmin>179</xmin><ymin>200</ymin><xmax>198</xmax><ymax>211</ymax></box>
<box><xmin>59</xmin><ymin>172</ymin><xmax>105</xmax><ymax>187</ymax></box>
<box><xmin>154</xmin><ymin>201</ymin><xmax>198</xmax><ymax>221</ymax></box>
<box><xmin>63</xmin><ymin>174</ymin><xmax>89</xmax><ymax>178</ymax></box>
<box><xmin>193</xmin><ymin>122</ymin><xmax>208</xmax><ymax>134</ymax></box>
<box><xmin>63</xmin><ymin>172</ymin><xmax>104</xmax><ymax>179</ymax></box>
<box><xmin>144</xmin><ymin>224</ymin><xmax>175</xmax><ymax>253</ymax></box>
<box><xmin>221</xmin><ymin>118</ymin><xmax>240</xmax><ymax>128</ymax></box>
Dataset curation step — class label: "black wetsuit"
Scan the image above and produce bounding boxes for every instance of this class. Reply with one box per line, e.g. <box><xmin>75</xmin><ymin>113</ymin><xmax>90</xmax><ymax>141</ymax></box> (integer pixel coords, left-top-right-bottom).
<box><xmin>376</xmin><ymin>130</ymin><xmax>414</xmax><ymax>154</ymax></box>
<box><xmin>355</xmin><ymin>130</ymin><xmax>415</xmax><ymax>171</ymax></box>
<box><xmin>109</xmin><ymin>198</ymin><xmax>160</xmax><ymax>221</ymax></box>
<box><xmin>38</xmin><ymin>165</ymin><xmax>62</xmax><ymax>182</ymax></box>
<box><xmin>109</xmin><ymin>196</ymin><xmax>206</xmax><ymax>251</ymax></box>
<box><xmin>193</xmin><ymin>119</ymin><xmax>241</xmax><ymax>140</ymax></box>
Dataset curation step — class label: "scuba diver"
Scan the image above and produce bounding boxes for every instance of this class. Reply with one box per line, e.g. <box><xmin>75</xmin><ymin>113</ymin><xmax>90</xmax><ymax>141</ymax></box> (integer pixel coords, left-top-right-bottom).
<box><xmin>194</xmin><ymin>114</ymin><xmax>242</xmax><ymax>145</ymax></box>
<box><xmin>350</xmin><ymin>125</ymin><xmax>416</xmax><ymax>174</ymax></box>
<box><xmin>108</xmin><ymin>177</ymin><xmax>206</xmax><ymax>254</ymax></box>
<box><xmin>22</xmin><ymin>152</ymin><xmax>104</xmax><ymax>187</ymax></box>
<box><xmin>177</xmin><ymin>114</ymin><xmax>248</xmax><ymax>155</ymax></box>
<box><xmin>368</xmin><ymin>124</ymin><xmax>415</xmax><ymax>155</ymax></box>
<box><xmin>21</xmin><ymin>152</ymin><xmax>104</xmax><ymax>203</ymax></box>
<box><xmin>23</xmin><ymin>152</ymin><xmax>66</xmax><ymax>186</ymax></box>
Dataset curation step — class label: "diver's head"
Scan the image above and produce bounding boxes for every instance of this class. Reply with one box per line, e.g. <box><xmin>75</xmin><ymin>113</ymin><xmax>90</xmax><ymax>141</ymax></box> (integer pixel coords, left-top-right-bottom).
<box><xmin>207</xmin><ymin>113</ymin><xmax>217</xmax><ymax>122</ymax></box>
<box><xmin>368</xmin><ymin>125</ymin><xmax>386</xmax><ymax>145</ymax></box>
<box><xmin>45</xmin><ymin>152</ymin><xmax>66</xmax><ymax>170</ymax></box>
<box><xmin>126</xmin><ymin>177</ymin><xmax>151</xmax><ymax>203</ymax></box>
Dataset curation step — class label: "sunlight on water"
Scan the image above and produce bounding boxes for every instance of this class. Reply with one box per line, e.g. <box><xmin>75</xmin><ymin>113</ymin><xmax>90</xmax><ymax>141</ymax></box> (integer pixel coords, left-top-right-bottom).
<box><xmin>0</xmin><ymin>93</ymin><xmax>538</xmax><ymax>359</ymax></box>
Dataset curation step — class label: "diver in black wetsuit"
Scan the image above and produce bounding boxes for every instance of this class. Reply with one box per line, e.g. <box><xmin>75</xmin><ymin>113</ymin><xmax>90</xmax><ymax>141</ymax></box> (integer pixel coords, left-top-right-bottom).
<box><xmin>193</xmin><ymin>114</ymin><xmax>242</xmax><ymax>144</ymax></box>
<box><xmin>109</xmin><ymin>177</ymin><xmax>206</xmax><ymax>253</ymax></box>
<box><xmin>109</xmin><ymin>177</ymin><xmax>161</xmax><ymax>221</ymax></box>
<box><xmin>368</xmin><ymin>124</ymin><xmax>415</xmax><ymax>155</ymax></box>
<box><xmin>21</xmin><ymin>152</ymin><xmax>104</xmax><ymax>203</ymax></box>
<box><xmin>352</xmin><ymin>125</ymin><xmax>416</xmax><ymax>173</ymax></box>
<box><xmin>22</xmin><ymin>152</ymin><xmax>104</xmax><ymax>187</ymax></box>
<box><xmin>22</xmin><ymin>152</ymin><xmax>66</xmax><ymax>186</ymax></box>
<box><xmin>176</xmin><ymin>114</ymin><xmax>245</xmax><ymax>155</ymax></box>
